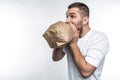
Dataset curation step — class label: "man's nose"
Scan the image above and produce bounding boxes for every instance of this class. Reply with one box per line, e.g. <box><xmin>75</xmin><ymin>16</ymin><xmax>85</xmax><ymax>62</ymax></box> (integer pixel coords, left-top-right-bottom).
<box><xmin>65</xmin><ymin>18</ymin><xmax>70</xmax><ymax>24</ymax></box>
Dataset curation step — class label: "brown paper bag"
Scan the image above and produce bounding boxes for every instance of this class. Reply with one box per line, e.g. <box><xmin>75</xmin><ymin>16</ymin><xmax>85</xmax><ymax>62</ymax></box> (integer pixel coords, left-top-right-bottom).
<box><xmin>43</xmin><ymin>21</ymin><xmax>73</xmax><ymax>48</ymax></box>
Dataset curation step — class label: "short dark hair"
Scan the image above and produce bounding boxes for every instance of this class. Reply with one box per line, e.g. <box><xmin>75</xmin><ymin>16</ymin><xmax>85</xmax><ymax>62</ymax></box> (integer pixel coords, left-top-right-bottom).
<box><xmin>68</xmin><ymin>2</ymin><xmax>89</xmax><ymax>17</ymax></box>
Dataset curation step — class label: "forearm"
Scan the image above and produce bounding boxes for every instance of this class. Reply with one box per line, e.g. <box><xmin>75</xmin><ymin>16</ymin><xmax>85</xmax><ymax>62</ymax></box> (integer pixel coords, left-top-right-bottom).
<box><xmin>70</xmin><ymin>42</ymin><xmax>88</xmax><ymax>70</ymax></box>
<box><xmin>52</xmin><ymin>47</ymin><xmax>65</xmax><ymax>61</ymax></box>
<box><xmin>69</xmin><ymin>42</ymin><xmax>96</xmax><ymax>78</ymax></box>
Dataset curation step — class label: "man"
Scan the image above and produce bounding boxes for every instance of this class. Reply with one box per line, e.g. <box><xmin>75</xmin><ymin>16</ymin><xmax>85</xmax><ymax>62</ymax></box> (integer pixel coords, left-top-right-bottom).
<box><xmin>52</xmin><ymin>2</ymin><xmax>109</xmax><ymax>80</ymax></box>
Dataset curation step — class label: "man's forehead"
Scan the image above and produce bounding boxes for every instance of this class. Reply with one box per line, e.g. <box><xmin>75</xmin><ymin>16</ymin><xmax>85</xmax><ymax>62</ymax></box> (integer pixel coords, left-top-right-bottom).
<box><xmin>66</xmin><ymin>7</ymin><xmax>80</xmax><ymax>15</ymax></box>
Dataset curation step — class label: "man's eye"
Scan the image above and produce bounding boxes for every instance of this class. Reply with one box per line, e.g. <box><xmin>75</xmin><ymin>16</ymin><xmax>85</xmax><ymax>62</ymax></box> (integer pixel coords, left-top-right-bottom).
<box><xmin>70</xmin><ymin>15</ymin><xmax>76</xmax><ymax>18</ymax></box>
<box><xmin>66</xmin><ymin>16</ymin><xmax>68</xmax><ymax>18</ymax></box>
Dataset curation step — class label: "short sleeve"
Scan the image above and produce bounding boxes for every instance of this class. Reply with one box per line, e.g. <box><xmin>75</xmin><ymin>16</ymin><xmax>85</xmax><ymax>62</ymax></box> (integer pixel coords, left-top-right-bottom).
<box><xmin>63</xmin><ymin>45</ymin><xmax>67</xmax><ymax>53</ymax></box>
<box><xmin>85</xmin><ymin>32</ymin><xmax>109</xmax><ymax>67</ymax></box>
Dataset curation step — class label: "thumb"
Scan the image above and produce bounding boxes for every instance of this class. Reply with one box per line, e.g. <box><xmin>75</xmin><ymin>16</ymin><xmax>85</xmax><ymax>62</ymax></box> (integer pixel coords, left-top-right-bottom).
<box><xmin>69</xmin><ymin>22</ymin><xmax>77</xmax><ymax>31</ymax></box>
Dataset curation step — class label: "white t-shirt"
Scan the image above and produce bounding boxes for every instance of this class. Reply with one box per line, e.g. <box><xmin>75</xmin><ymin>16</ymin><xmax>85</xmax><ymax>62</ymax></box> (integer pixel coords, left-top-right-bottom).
<box><xmin>63</xmin><ymin>29</ymin><xmax>109</xmax><ymax>80</ymax></box>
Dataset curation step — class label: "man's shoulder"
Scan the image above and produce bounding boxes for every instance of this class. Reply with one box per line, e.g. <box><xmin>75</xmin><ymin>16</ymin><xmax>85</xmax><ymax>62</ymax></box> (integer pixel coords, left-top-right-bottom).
<box><xmin>88</xmin><ymin>29</ymin><xmax>108</xmax><ymax>44</ymax></box>
<box><xmin>90</xmin><ymin>29</ymin><xmax>107</xmax><ymax>38</ymax></box>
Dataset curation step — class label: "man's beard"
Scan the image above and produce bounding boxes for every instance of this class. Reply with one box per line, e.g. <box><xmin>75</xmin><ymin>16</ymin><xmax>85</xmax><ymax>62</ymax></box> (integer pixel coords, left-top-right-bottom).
<box><xmin>79</xmin><ymin>26</ymin><xmax>83</xmax><ymax>38</ymax></box>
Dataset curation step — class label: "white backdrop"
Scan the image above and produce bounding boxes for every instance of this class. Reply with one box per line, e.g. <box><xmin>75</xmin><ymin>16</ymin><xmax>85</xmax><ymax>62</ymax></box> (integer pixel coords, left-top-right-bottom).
<box><xmin>0</xmin><ymin>0</ymin><xmax>120</xmax><ymax>80</ymax></box>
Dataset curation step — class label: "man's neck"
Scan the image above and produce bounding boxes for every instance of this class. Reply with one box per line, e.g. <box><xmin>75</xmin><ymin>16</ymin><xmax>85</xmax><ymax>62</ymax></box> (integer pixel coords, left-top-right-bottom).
<box><xmin>80</xmin><ymin>25</ymin><xmax>90</xmax><ymax>38</ymax></box>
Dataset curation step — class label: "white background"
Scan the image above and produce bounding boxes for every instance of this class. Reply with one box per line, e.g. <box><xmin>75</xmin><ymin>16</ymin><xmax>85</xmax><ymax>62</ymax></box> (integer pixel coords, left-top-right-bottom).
<box><xmin>0</xmin><ymin>0</ymin><xmax>120</xmax><ymax>80</ymax></box>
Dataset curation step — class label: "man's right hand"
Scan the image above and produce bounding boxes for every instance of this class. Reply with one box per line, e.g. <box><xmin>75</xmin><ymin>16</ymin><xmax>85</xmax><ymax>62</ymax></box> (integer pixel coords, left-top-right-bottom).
<box><xmin>69</xmin><ymin>22</ymin><xmax>80</xmax><ymax>43</ymax></box>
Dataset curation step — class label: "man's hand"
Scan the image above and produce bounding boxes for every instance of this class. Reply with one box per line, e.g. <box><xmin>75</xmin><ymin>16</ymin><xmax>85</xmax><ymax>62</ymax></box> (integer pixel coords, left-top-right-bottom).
<box><xmin>69</xmin><ymin>22</ymin><xmax>80</xmax><ymax>43</ymax></box>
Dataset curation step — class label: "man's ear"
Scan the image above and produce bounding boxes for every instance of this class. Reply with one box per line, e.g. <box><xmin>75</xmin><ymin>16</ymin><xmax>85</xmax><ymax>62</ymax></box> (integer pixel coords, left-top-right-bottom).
<box><xmin>83</xmin><ymin>16</ymin><xmax>89</xmax><ymax>25</ymax></box>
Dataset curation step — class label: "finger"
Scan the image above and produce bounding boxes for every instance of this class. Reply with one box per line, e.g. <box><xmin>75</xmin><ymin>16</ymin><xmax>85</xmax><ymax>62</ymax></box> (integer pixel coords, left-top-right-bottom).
<box><xmin>69</xmin><ymin>23</ymin><xmax>77</xmax><ymax>31</ymax></box>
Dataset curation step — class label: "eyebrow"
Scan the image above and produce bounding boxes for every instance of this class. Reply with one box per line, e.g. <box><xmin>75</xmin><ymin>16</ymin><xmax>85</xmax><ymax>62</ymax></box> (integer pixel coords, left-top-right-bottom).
<box><xmin>66</xmin><ymin>12</ymin><xmax>76</xmax><ymax>16</ymax></box>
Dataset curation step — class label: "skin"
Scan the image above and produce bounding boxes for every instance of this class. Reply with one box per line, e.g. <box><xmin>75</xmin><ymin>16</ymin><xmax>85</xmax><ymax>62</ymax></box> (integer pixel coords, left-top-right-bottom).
<box><xmin>52</xmin><ymin>7</ymin><xmax>96</xmax><ymax>78</ymax></box>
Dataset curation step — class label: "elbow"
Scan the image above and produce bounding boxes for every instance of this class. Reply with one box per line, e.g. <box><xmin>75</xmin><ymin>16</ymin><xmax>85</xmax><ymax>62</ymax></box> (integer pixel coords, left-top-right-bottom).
<box><xmin>81</xmin><ymin>72</ymin><xmax>91</xmax><ymax>78</ymax></box>
<box><xmin>52</xmin><ymin>55</ymin><xmax>62</xmax><ymax>61</ymax></box>
<box><xmin>52</xmin><ymin>57</ymin><xmax>60</xmax><ymax>61</ymax></box>
<box><xmin>52</xmin><ymin>52</ymin><xmax>65</xmax><ymax>61</ymax></box>
<box><xmin>79</xmin><ymin>65</ymin><xmax>96</xmax><ymax>78</ymax></box>
<box><xmin>80</xmin><ymin>70</ymin><xmax>95</xmax><ymax>78</ymax></box>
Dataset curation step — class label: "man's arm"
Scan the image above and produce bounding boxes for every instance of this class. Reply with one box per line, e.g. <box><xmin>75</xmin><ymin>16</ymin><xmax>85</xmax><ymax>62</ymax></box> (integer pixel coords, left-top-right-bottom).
<box><xmin>52</xmin><ymin>47</ymin><xmax>65</xmax><ymax>61</ymax></box>
<box><xmin>68</xmin><ymin>22</ymin><xmax>96</xmax><ymax>78</ymax></box>
<box><xmin>69</xmin><ymin>42</ymin><xmax>96</xmax><ymax>78</ymax></box>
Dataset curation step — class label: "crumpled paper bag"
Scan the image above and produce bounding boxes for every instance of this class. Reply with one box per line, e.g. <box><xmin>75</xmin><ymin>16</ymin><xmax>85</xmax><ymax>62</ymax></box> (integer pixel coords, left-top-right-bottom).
<box><xmin>43</xmin><ymin>21</ymin><xmax>73</xmax><ymax>48</ymax></box>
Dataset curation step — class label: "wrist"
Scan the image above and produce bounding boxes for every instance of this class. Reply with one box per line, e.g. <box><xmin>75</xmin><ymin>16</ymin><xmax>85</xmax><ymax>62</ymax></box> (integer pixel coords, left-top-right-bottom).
<box><xmin>69</xmin><ymin>41</ymin><xmax>77</xmax><ymax>47</ymax></box>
